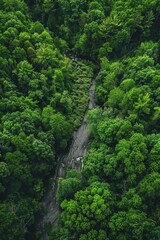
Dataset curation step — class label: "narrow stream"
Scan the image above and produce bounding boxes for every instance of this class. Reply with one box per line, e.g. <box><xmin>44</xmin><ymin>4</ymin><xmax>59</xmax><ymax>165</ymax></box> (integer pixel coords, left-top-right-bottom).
<box><xmin>38</xmin><ymin>66</ymin><xmax>97</xmax><ymax>240</ymax></box>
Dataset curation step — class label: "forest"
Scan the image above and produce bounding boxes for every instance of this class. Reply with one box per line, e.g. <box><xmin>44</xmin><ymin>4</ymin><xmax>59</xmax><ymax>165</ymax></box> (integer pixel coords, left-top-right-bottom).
<box><xmin>0</xmin><ymin>0</ymin><xmax>160</xmax><ymax>239</ymax></box>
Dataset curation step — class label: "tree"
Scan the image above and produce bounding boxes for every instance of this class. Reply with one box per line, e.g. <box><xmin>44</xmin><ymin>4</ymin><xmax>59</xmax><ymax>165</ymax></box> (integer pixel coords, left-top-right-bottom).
<box><xmin>56</xmin><ymin>170</ymin><xmax>83</xmax><ymax>202</ymax></box>
<box><xmin>115</xmin><ymin>133</ymin><xmax>147</xmax><ymax>186</ymax></box>
<box><xmin>35</xmin><ymin>43</ymin><xmax>59</xmax><ymax>68</ymax></box>
<box><xmin>118</xmin><ymin>188</ymin><xmax>143</xmax><ymax>211</ymax></box>
<box><xmin>4</xmin><ymin>151</ymin><xmax>31</xmax><ymax>192</ymax></box>
<box><xmin>52</xmin><ymin>69</ymin><xmax>65</xmax><ymax>92</ymax></box>
<box><xmin>49</xmin><ymin>113</ymin><xmax>73</xmax><ymax>149</ymax></box>
<box><xmin>59</xmin><ymin>182</ymin><xmax>114</xmax><ymax>239</ymax></box>
<box><xmin>0</xmin><ymin>162</ymin><xmax>10</xmax><ymax>178</ymax></box>
<box><xmin>109</xmin><ymin>209</ymin><xmax>155</xmax><ymax>240</ymax></box>
<box><xmin>107</xmin><ymin>87</ymin><xmax>124</xmax><ymax>109</ymax></box>
<box><xmin>13</xmin><ymin>60</ymin><xmax>33</xmax><ymax>93</ymax></box>
<box><xmin>87</xmin><ymin>108</ymin><xmax>103</xmax><ymax>135</ymax></box>
<box><xmin>0</xmin><ymin>203</ymin><xmax>23</xmax><ymax>240</ymax></box>
<box><xmin>138</xmin><ymin>172</ymin><xmax>160</xmax><ymax>202</ymax></box>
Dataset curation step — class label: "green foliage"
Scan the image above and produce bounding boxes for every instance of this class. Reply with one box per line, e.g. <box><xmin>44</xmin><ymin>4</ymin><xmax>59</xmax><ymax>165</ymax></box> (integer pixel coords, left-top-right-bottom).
<box><xmin>69</xmin><ymin>60</ymin><xmax>94</xmax><ymax>127</ymax></box>
<box><xmin>1</xmin><ymin>0</ymin><xmax>160</xmax><ymax>239</ymax></box>
<box><xmin>0</xmin><ymin>203</ymin><xmax>23</xmax><ymax>240</ymax></box>
<box><xmin>58</xmin><ymin>181</ymin><xmax>114</xmax><ymax>239</ymax></box>
<box><xmin>109</xmin><ymin>209</ymin><xmax>155</xmax><ymax>240</ymax></box>
<box><xmin>56</xmin><ymin>170</ymin><xmax>83</xmax><ymax>202</ymax></box>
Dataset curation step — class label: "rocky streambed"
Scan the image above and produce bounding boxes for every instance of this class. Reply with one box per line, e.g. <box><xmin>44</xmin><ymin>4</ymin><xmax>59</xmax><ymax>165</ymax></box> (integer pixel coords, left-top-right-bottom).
<box><xmin>38</xmin><ymin>65</ymin><xmax>97</xmax><ymax>240</ymax></box>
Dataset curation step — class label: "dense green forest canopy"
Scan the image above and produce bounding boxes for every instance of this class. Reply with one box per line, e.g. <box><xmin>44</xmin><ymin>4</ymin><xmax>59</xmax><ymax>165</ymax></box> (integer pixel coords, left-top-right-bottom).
<box><xmin>1</xmin><ymin>0</ymin><xmax>160</xmax><ymax>239</ymax></box>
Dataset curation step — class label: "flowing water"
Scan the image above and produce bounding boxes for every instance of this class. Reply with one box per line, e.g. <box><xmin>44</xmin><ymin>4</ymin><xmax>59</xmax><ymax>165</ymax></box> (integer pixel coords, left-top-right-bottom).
<box><xmin>38</xmin><ymin>66</ymin><xmax>96</xmax><ymax>240</ymax></box>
